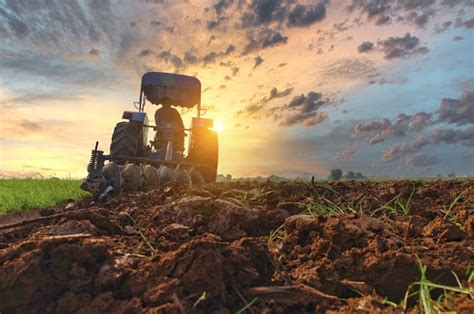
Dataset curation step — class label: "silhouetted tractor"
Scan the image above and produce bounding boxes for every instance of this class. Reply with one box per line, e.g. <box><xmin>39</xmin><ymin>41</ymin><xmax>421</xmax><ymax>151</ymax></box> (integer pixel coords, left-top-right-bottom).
<box><xmin>81</xmin><ymin>72</ymin><xmax>218</xmax><ymax>200</ymax></box>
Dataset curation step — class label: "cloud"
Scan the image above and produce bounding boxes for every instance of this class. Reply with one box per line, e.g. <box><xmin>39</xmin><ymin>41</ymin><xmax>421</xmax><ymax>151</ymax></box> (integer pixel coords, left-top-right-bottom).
<box><xmin>0</xmin><ymin>50</ymin><xmax>113</xmax><ymax>87</ymax></box>
<box><xmin>203</xmin><ymin>51</ymin><xmax>219</xmax><ymax>64</ymax></box>
<box><xmin>19</xmin><ymin>119</ymin><xmax>41</xmax><ymax>131</ymax></box>
<box><xmin>240</xmin><ymin>104</ymin><xmax>264</xmax><ymax>116</ymax></box>
<box><xmin>158</xmin><ymin>50</ymin><xmax>184</xmax><ymax>69</ymax></box>
<box><xmin>354</xmin><ymin>89</ymin><xmax>474</xmax><ymax>165</ymax></box>
<box><xmin>138</xmin><ymin>49</ymin><xmax>153</xmax><ymax>57</ymax></box>
<box><xmin>405</xmin><ymin>10</ymin><xmax>434</xmax><ymax>28</ymax></box>
<box><xmin>357</xmin><ymin>41</ymin><xmax>374</xmax><ymax>53</ymax></box>
<box><xmin>184</xmin><ymin>50</ymin><xmax>199</xmax><ymax>64</ymax></box>
<box><xmin>455</xmin><ymin>17</ymin><xmax>474</xmax><ymax>29</ymax></box>
<box><xmin>354</xmin><ymin>112</ymin><xmax>434</xmax><ymax>144</ymax></box>
<box><xmin>322</xmin><ymin>58</ymin><xmax>377</xmax><ymax>80</ymax></box>
<box><xmin>224</xmin><ymin>44</ymin><xmax>236</xmax><ymax>55</ymax></box>
<box><xmin>243</xmin><ymin>29</ymin><xmax>288</xmax><ymax>55</ymax></box>
<box><xmin>434</xmin><ymin>21</ymin><xmax>452</xmax><ymax>33</ymax></box>
<box><xmin>347</xmin><ymin>0</ymin><xmax>391</xmax><ymax>21</ymax></box>
<box><xmin>356</xmin><ymin>90</ymin><xmax>473</xmax><ymax>145</ymax></box>
<box><xmin>278</xmin><ymin>91</ymin><xmax>330</xmax><ymax>127</ymax></box>
<box><xmin>2</xmin><ymin>91</ymin><xmax>83</xmax><ymax>107</ymax></box>
<box><xmin>89</xmin><ymin>48</ymin><xmax>100</xmax><ymax>57</ymax></box>
<box><xmin>437</xmin><ymin>90</ymin><xmax>474</xmax><ymax>126</ymax></box>
<box><xmin>378</xmin><ymin>127</ymin><xmax>474</xmax><ymax>163</ymax></box>
<box><xmin>404</xmin><ymin>154</ymin><xmax>439</xmax><ymax>169</ymax></box>
<box><xmin>265</xmin><ymin>87</ymin><xmax>293</xmax><ymax>103</ymax></box>
<box><xmin>240</xmin><ymin>0</ymin><xmax>288</xmax><ymax>27</ymax></box>
<box><xmin>239</xmin><ymin>86</ymin><xmax>293</xmax><ymax>117</ymax></box>
<box><xmin>253</xmin><ymin>55</ymin><xmax>264</xmax><ymax>68</ymax></box>
<box><xmin>287</xmin><ymin>3</ymin><xmax>326</xmax><ymax>27</ymax></box>
<box><xmin>347</xmin><ymin>0</ymin><xmax>438</xmax><ymax>28</ymax></box>
<box><xmin>213</xmin><ymin>0</ymin><xmax>234</xmax><ymax>15</ymax></box>
<box><xmin>332</xmin><ymin>143</ymin><xmax>358</xmax><ymax>161</ymax></box>
<box><xmin>377</xmin><ymin>33</ymin><xmax>429</xmax><ymax>59</ymax></box>
<box><xmin>238</xmin><ymin>88</ymin><xmax>331</xmax><ymax>127</ymax></box>
<box><xmin>0</xmin><ymin>6</ymin><xmax>29</xmax><ymax>38</ymax></box>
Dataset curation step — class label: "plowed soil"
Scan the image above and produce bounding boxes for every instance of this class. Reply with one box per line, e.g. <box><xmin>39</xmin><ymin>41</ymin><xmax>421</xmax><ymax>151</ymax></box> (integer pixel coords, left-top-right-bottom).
<box><xmin>1</xmin><ymin>180</ymin><xmax>473</xmax><ymax>313</ymax></box>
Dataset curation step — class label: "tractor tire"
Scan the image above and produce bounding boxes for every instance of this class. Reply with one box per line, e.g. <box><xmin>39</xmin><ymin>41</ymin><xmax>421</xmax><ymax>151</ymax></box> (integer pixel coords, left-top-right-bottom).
<box><xmin>188</xmin><ymin>129</ymin><xmax>218</xmax><ymax>183</ymax></box>
<box><xmin>110</xmin><ymin>122</ymin><xmax>144</xmax><ymax>164</ymax></box>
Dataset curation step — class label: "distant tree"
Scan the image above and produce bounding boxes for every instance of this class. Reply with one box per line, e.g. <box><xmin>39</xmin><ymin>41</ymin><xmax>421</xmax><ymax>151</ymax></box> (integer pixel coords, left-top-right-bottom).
<box><xmin>345</xmin><ymin>171</ymin><xmax>356</xmax><ymax>180</ymax></box>
<box><xmin>329</xmin><ymin>169</ymin><xmax>343</xmax><ymax>181</ymax></box>
<box><xmin>447</xmin><ymin>173</ymin><xmax>456</xmax><ymax>177</ymax></box>
<box><xmin>355</xmin><ymin>172</ymin><xmax>366</xmax><ymax>179</ymax></box>
<box><xmin>226</xmin><ymin>174</ymin><xmax>232</xmax><ymax>181</ymax></box>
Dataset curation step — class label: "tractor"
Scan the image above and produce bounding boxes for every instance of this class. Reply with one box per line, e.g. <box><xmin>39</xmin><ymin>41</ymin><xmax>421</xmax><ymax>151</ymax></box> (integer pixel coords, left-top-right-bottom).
<box><xmin>81</xmin><ymin>72</ymin><xmax>218</xmax><ymax>200</ymax></box>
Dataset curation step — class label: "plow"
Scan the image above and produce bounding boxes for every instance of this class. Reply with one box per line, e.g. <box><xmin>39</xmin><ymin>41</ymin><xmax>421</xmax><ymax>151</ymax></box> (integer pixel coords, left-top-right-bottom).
<box><xmin>81</xmin><ymin>72</ymin><xmax>218</xmax><ymax>200</ymax></box>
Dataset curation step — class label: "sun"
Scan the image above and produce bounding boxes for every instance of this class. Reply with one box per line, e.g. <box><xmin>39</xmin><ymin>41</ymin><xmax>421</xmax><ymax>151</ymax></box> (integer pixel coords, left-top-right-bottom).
<box><xmin>213</xmin><ymin>121</ymin><xmax>224</xmax><ymax>133</ymax></box>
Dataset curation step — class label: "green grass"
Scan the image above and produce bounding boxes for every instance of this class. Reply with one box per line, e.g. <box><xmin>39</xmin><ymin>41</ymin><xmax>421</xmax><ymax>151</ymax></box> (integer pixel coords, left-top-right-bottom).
<box><xmin>0</xmin><ymin>179</ymin><xmax>88</xmax><ymax>214</ymax></box>
<box><xmin>403</xmin><ymin>257</ymin><xmax>473</xmax><ymax>313</ymax></box>
<box><xmin>303</xmin><ymin>197</ymin><xmax>351</xmax><ymax>217</ymax></box>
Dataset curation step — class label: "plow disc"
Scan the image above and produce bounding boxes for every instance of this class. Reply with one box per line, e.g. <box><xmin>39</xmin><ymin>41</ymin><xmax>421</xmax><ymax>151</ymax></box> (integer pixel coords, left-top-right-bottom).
<box><xmin>81</xmin><ymin>143</ymin><xmax>207</xmax><ymax>201</ymax></box>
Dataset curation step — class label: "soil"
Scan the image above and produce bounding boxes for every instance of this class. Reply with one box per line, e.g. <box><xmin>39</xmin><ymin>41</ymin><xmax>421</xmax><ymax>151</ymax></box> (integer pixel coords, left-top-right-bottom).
<box><xmin>0</xmin><ymin>179</ymin><xmax>473</xmax><ymax>313</ymax></box>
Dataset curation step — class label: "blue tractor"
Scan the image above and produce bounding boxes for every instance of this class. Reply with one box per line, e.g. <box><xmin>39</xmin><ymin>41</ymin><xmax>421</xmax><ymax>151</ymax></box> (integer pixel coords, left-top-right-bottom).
<box><xmin>81</xmin><ymin>72</ymin><xmax>218</xmax><ymax>200</ymax></box>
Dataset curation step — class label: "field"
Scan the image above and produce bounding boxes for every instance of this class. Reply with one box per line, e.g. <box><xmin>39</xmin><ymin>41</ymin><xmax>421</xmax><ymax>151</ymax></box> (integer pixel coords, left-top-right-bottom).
<box><xmin>0</xmin><ymin>179</ymin><xmax>88</xmax><ymax>214</ymax></box>
<box><xmin>0</xmin><ymin>179</ymin><xmax>472</xmax><ymax>313</ymax></box>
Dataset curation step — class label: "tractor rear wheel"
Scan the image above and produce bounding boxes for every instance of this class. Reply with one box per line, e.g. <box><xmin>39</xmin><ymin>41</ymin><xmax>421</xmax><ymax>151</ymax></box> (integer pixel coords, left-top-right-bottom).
<box><xmin>188</xmin><ymin>129</ymin><xmax>218</xmax><ymax>183</ymax></box>
<box><xmin>110</xmin><ymin>122</ymin><xmax>144</xmax><ymax>163</ymax></box>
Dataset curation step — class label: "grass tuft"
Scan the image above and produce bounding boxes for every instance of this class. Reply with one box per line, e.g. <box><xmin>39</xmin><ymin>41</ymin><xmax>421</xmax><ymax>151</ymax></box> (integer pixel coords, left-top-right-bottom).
<box><xmin>236</xmin><ymin>297</ymin><xmax>258</xmax><ymax>314</ymax></box>
<box><xmin>267</xmin><ymin>224</ymin><xmax>285</xmax><ymax>244</ymax></box>
<box><xmin>303</xmin><ymin>197</ymin><xmax>348</xmax><ymax>217</ymax></box>
<box><xmin>440</xmin><ymin>188</ymin><xmax>470</xmax><ymax>230</ymax></box>
<box><xmin>403</xmin><ymin>257</ymin><xmax>473</xmax><ymax>314</ymax></box>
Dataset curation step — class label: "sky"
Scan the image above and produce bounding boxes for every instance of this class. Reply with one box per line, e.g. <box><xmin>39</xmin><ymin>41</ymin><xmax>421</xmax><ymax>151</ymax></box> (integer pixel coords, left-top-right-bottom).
<box><xmin>0</xmin><ymin>0</ymin><xmax>473</xmax><ymax>179</ymax></box>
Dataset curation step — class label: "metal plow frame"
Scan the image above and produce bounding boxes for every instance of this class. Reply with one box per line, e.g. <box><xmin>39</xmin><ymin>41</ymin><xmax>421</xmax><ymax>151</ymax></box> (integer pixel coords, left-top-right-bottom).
<box><xmin>81</xmin><ymin>142</ymin><xmax>208</xmax><ymax>201</ymax></box>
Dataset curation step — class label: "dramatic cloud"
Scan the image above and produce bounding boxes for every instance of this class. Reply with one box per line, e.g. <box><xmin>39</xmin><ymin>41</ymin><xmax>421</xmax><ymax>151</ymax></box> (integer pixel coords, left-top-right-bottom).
<box><xmin>379</xmin><ymin>127</ymin><xmax>474</xmax><ymax>163</ymax></box>
<box><xmin>240</xmin><ymin>0</ymin><xmax>327</xmax><ymax>28</ymax></box>
<box><xmin>287</xmin><ymin>3</ymin><xmax>326</xmax><ymax>27</ymax></box>
<box><xmin>437</xmin><ymin>91</ymin><xmax>474</xmax><ymax>126</ymax></box>
<box><xmin>158</xmin><ymin>50</ymin><xmax>184</xmax><ymax>69</ymax></box>
<box><xmin>243</xmin><ymin>29</ymin><xmax>288</xmax><ymax>55</ymax></box>
<box><xmin>355</xmin><ymin>112</ymin><xmax>434</xmax><ymax>144</ymax></box>
<box><xmin>241</xmin><ymin>0</ymin><xmax>287</xmax><ymax>27</ymax></box>
<box><xmin>0</xmin><ymin>0</ymin><xmax>472</xmax><ymax>177</ymax></box>
<box><xmin>278</xmin><ymin>91</ymin><xmax>330</xmax><ymax>127</ymax></box>
<box><xmin>239</xmin><ymin>86</ymin><xmax>293</xmax><ymax>116</ymax></box>
<box><xmin>239</xmin><ymin>89</ymin><xmax>331</xmax><ymax>128</ymax></box>
<box><xmin>357</xmin><ymin>41</ymin><xmax>374</xmax><ymax>53</ymax></box>
<box><xmin>356</xmin><ymin>90</ymin><xmax>473</xmax><ymax>145</ymax></box>
<box><xmin>347</xmin><ymin>0</ymin><xmax>440</xmax><ymax>28</ymax></box>
<box><xmin>378</xmin><ymin>33</ymin><xmax>429</xmax><ymax>59</ymax></box>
